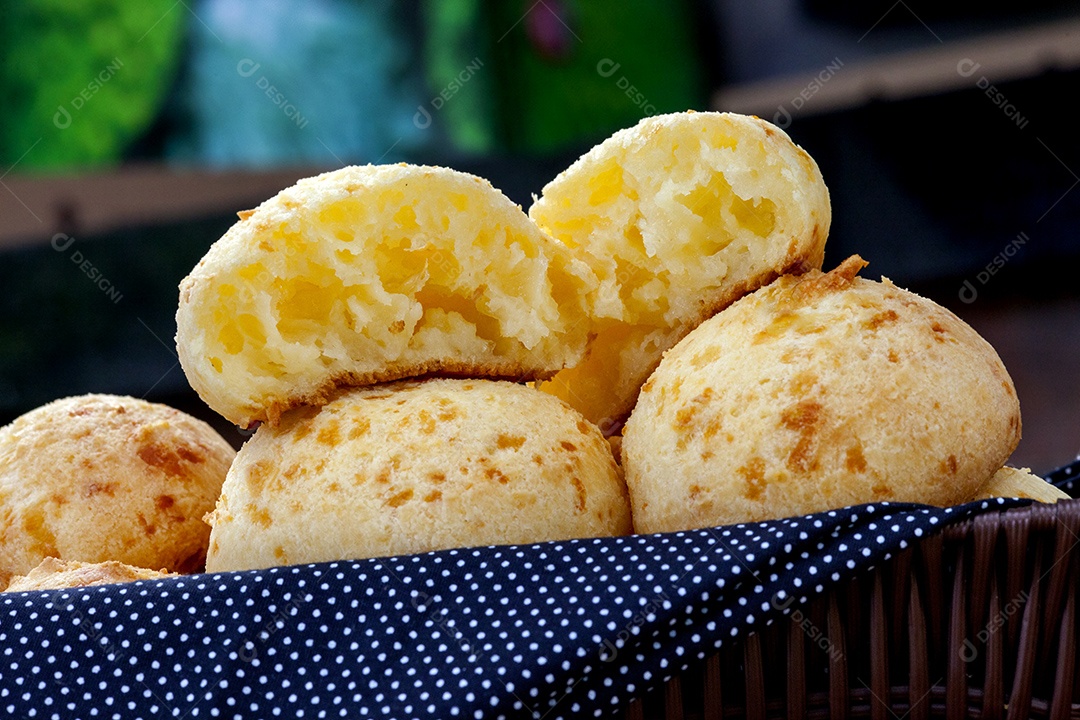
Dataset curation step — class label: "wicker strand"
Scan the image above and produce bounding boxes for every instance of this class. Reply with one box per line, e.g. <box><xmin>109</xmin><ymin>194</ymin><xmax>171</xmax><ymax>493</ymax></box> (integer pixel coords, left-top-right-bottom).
<box><xmin>946</xmin><ymin>552</ymin><xmax>968</xmax><ymax>720</ymax></box>
<box><xmin>982</xmin><ymin>571</ymin><xmax>1005</xmax><ymax>720</ymax></box>
<box><xmin>1004</xmin><ymin>542</ymin><xmax>1043</xmax><ymax>720</ymax></box>
<box><xmin>908</xmin><ymin>575</ymin><xmax>931</xmax><ymax>720</ymax></box>
<box><xmin>890</xmin><ymin>549</ymin><xmax>914</xmax><ymax>674</ymax></box>
<box><xmin>663</xmin><ymin>674</ymin><xmax>683</xmax><ymax>720</ymax></box>
<box><xmin>1003</xmin><ymin>511</ymin><xmax>1031</xmax><ymax>653</ymax></box>
<box><xmin>969</xmin><ymin>514</ymin><xmax>999</xmax><ymax>642</ymax></box>
<box><xmin>920</xmin><ymin>533</ymin><xmax>946</xmax><ymax>671</ymax></box>
<box><xmin>827</xmin><ymin>595</ymin><xmax>848</xmax><ymax>720</ymax></box>
<box><xmin>743</xmin><ymin>632</ymin><xmax>766</xmax><ymax>720</ymax></box>
<box><xmin>1048</xmin><ymin>589</ymin><xmax>1076</xmax><ymax>720</ymax></box>
<box><xmin>870</xmin><ymin>574</ymin><xmax>890</xmax><ymax>720</ymax></box>
<box><xmin>702</xmin><ymin>652</ymin><xmax>724</xmax><ymax>720</ymax></box>
<box><xmin>786</xmin><ymin>605</ymin><xmax>806</xmax><ymax>720</ymax></box>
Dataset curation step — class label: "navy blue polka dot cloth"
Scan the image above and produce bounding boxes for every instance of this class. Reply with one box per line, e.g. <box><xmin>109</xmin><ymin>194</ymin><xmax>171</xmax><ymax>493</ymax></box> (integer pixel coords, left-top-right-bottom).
<box><xmin>2</xmin><ymin>463</ymin><xmax>1076</xmax><ymax>719</ymax></box>
<box><xmin>1047</xmin><ymin>459</ymin><xmax>1080</xmax><ymax>496</ymax></box>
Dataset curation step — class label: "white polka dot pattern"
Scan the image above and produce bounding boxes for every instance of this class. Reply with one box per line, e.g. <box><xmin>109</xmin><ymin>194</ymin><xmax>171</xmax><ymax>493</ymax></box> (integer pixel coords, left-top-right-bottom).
<box><xmin>3</xmin><ymin>487</ymin><xmax>1071</xmax><ymax>719</ymax></box>
<box><xmin>1047</xmin><ymin>459</ymin><xmax>1080</xmax><ymax>497</ymax></box>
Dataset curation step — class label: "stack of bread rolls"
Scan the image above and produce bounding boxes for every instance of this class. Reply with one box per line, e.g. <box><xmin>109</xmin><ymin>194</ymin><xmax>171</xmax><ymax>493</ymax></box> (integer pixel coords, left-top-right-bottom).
<box><xmin>1</xmin><ymin>111</ymin><xmax>1065</xmax><ymax>590</ymax></box>
<box><xmin>174</xmin><ymin>112</ymin><xmax>843</xmax><ymax>571</ymax></box>
<box><xmin>177</xmin><ymin>164</ymin><xmax>643</xmax><ymax>572</ymax></box>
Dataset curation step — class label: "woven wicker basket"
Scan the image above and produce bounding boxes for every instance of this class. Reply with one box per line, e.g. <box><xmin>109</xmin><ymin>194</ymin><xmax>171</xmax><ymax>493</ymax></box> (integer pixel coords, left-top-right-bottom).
<box><xmin>626</xmin><ymin>498</ymin><xmax>1080</xmax><ymax>720</ymax></box>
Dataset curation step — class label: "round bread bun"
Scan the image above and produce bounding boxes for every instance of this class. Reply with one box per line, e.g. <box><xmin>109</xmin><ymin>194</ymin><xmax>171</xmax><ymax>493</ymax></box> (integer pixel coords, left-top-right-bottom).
<box><xmin>205</xmin><ymin>379</ymin><xmax>631</xmax><ymax>571</ymax></box>
<box><xmin>177</xmin><ymin>164</ymin><xmax>596</xmax><ymax>427</ymax></box>
<box><xmin>622</xmin><ymin>256</ymin><xmax>1022</xmax><ymax>532</ymax></box>
<box><xmin>0</xmin><ymin>394</ymin><xmax>235</xmax><ymax>586</ymax></box>
<box><xmin>530</xmin><ymin>111</ymin><xmax>831</xmax><ymax>429</ymax></box>
<box><xmin>3</xmin><ymin>557</ymin><xmax>173</xmax><ymax>593</ymax></box>
<box><xmin>969</xmin><ymin>466</ymin><xmax>1069</xmax><ymax>503</ymax></box>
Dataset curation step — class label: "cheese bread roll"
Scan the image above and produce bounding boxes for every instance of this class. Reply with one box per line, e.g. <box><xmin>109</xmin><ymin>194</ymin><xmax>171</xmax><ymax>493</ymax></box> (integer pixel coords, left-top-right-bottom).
<box><xmin>531</xmin><ymin>111</ymin><xmax>830</xmax><ymax>428</ymax></box>
<box><xmin>205</xmin><ymin>379</ymin><xmax>631</xmax><ymax>571</ymax></box>
<box><xmin>623</xmin><ymin>256</ymin><xmax>1021</xmax><ymax>531</ymax></box>
<box><xmin>177</xmin><ymin>164</ymin><xmax>596</xmax><ymax>427</ymax></box>
<box><xmin>0</xmin><ymin>395</ymin><xmax>234</xmax><ymax>586</ymax></box>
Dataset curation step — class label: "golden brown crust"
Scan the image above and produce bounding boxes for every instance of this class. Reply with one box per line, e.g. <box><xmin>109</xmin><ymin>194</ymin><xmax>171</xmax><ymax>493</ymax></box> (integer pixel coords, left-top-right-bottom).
<box><xmin>257</xmin><ymin>358</ymin><xmax>555</xmax><ymax>428</ymax></box>
<box><xmin>789</xmin><ymin>254</ymin><xmax>868</xmax><ymax>303</ymax></box>
<box><xmin>206</xmin><ymin>379</ymin><xmax>632</xmax><ymax>571</ymax></box>
<box><xmin>3</xmin><ymin>557</ymin><xmax>173</xmax><ymax>592</ymax></box>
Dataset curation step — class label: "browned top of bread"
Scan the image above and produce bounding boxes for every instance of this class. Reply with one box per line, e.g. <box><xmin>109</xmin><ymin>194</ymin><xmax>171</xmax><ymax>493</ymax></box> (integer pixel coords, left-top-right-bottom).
<box><xmin>206</xmin><ymin>379</ymin><xmax>632</xmax><ymax>571</ymax></box>
<box><xmin>0</xmin><ymin>394</ymin><xmax>235</xmax><ymax>586</ymax></box>
<box><xmin>623</xmin><ymin>256</ymin><xmax>1022</xmax><ymax>531</ymax></box>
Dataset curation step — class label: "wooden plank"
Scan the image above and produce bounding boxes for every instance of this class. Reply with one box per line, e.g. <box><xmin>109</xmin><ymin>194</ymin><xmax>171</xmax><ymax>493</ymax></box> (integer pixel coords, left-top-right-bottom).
<box><xmin>0</xmin><ymin>164</ymin><xmax>330</xmax><ymax>249</ymax></box>
<box><xmin>713</xmin><ymin>17</ymin><xmax>1080</xmax><ymax>120</ymax></box>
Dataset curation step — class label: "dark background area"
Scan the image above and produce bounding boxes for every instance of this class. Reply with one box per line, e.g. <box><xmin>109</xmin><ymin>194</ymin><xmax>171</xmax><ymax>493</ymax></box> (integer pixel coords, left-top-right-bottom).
<box><xmin>2</xmin><ymin>0</ymin><xmax>1078</xmax><ymax>471</ymax></box>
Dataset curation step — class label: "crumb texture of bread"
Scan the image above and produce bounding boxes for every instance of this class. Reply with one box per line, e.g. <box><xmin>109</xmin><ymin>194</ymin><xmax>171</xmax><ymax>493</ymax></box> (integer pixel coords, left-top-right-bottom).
<box><xmin>969</xmin><ymin>466</ymin><xmax>1069</xmax><ymax>503</ymax></box>
<box><xmin>177</xmin><ymin>164</ymin><xmax>597</xmax><ymax>427</ymax></box>
<box><xmin>205</xmin><ymin>379</ymin><xmax>632</xmax><ymax>571</ymax></box>
<box><xmin>0</xmin><ymin>394</ymin><xmax>235</xmax><ymax>586</ymax></box>
<box><xmin>622</xmin><ymin>257</ymin><xmax>1022</xmax><ymax>532</ymax></box>
<box><xmin>530</xmin><ymin>111</ymin><xmax>831</xmax><ymax>427</ymax></box>
<box><xmin>3</xmin><ymin>557</ymin><xmax>173</xmax><ymax>592</ymax></box>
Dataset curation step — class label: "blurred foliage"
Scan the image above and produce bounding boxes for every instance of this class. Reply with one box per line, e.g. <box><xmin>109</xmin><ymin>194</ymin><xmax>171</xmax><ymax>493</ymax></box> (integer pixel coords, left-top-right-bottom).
<box><xmin>484</xmin><ymin>0</ymin><xmax>705</xmax><ymax>153</ymax></box>
<box><xmin>424</xmin><ymin>0</ymin><xmax>498</xmax><ymax>153</ymax></box>
<box><xmin>168</xmin><ymin>0</ymin><xmax>426</xmax><ymax>167</ymax></box>
<box><xmin>0</xmin><ymin>0</ymin><xmax>183</xmax><ymax>170</ymax></box>
<box><xmin>0</xmin><ymin>0</ymin><xmax>704</xmax><ymax>167</ymax></box>
<box><xmin>421</xmin><ymin>0</ymin><xmax>705</xmax><ymax>155</ymax></box>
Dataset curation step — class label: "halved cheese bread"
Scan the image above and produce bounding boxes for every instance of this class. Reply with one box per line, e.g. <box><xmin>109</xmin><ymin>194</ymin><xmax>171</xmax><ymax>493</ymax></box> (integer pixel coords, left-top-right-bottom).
<box><xmin>177</xmin><ymin>164</ymin><xmax>596</xmax><ymax>426</ymax></box>
<box><xmin>530</xmin><ymin>111</ymin><xmax>831</xmax><ymax>428</ymax></box>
